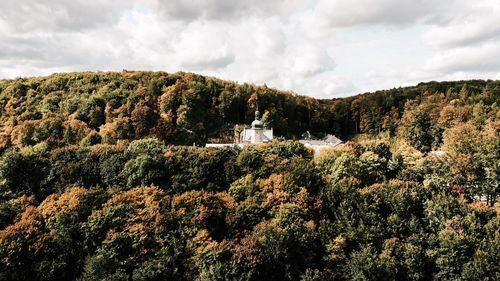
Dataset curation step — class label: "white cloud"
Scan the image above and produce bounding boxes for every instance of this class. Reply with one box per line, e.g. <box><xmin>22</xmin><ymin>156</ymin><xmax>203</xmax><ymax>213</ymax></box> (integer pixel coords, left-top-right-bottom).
<box><xmin>425</xmin><ymin>42</ymin><xmax>500</xmax><ymax>73</ymax></box>
<box><xmin>170</xmin><ymin>22</ymin><xmax>235</xmax><ymax>71</ymax></box>
<box><xmin>0</xmin><ymin>0</ymin><xmax>499</xmax><ymax>98</ymax></box>
<box><xmin>417</xmin><ymin>1</ymin><xmax>500</xmax><ymax>80</ymax></box>
<box><xmin>422</xmin><ymin>2</ymin><xmax>500</xmax><ymax>48</ymax></box>
<box><xmin>253</xmin><ymin>18</ymin><xmax>286</xmax><ymax>59</ymax></box>
<box><xmin>287</xmin><ymin>46</ymin><xmax>335</xmax><ymax>77</ymax></box>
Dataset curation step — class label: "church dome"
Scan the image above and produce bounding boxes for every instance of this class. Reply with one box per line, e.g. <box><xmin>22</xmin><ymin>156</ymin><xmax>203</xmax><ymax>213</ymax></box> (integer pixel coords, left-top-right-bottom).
<box><xmin>251</xmin><ymin>108</ymin><xmax>263</xmax><ymax>128</ymax></box>
<box><xmin>251</xmin><ymin>119</ymin><xmax>263</xmax><ymax>128</ymax></box>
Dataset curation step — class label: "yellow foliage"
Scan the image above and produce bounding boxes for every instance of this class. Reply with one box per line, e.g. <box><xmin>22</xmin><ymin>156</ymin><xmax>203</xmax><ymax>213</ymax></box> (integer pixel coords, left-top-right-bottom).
<box><xmin>64</xmin><ymin>119</ymin><xmax>91</xmax><ymax>143</ymax></box>
<box><xmin>10</xmin><ymin>120</ymin><xmax>40</xmax><ymax>146</ymax></box>
<box><xmin>0</xmin><ymin>206</ymin><xmax>42</xmax><ymax>245</ymax></box>
<box><xmin>108</xmin><ymin>186</ymin><xmax>166</xmax><ymax>229</ymax></box>
<box><xmin>259</xmin><ymin>173</ymin><xmax>287</xmax><ymax>192</ymax></box>
<box><xmin>261</xmin><ymin>189</ymin><xmax>290</xmax><ymax>209</ymax></box>
<box><xmin>392</xmin><ymin>139</ymin><xmax>423</xmax><ymax>165</ymax></box>
<box><xmin>38</xmin><ymin>187</ymin><xmax>88</xmax><ymax>218</ymax></box>
<box><xmin>9</xmin><ymin>194</ymin><xmax>36</xmax><ymax>210</ymax></box>
<box><xmin>315</xmin><ymin>143</ymin><xmax>356</xmax><ymax>162</ymax></box>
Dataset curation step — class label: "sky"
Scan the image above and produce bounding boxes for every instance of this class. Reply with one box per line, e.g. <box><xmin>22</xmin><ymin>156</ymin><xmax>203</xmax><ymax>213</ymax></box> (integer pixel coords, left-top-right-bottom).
<box><xmin>1</xmin><ymin>0</ymin><xmax>500</xmax><ymax>98</ymax></box>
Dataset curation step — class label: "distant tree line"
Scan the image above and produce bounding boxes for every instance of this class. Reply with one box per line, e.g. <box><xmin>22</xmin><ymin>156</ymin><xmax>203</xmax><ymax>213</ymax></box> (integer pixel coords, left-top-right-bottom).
<box><xmin>0</xmin><ymin>71</ymin><xmax>497</xmax><ymax>150</ymax></box>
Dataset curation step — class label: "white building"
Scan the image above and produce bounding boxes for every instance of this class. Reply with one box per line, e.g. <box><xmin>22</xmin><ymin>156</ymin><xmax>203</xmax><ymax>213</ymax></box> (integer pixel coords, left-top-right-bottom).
<box><xmin>299</xmin><ymin>132</ymin><xmax>343</xmax><ymax>155</ymax></box>
<box><xmin>206</xmin><ymin>109</ymin><xmax>272</xmax><ymax>148</ymax></box>
<box><xmin>206</xmin><ymin>112</ymin><xmax>343</xmax><ymax>155</ymax></box>
<box><xmin>241</xmin><ymin>110</ymin><xmax>273</xmax><ymax>144</ymax></box>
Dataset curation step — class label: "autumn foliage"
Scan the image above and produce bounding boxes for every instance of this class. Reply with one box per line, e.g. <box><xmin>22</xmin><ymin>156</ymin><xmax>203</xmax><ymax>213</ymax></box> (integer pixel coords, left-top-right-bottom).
<box><xmin>0</xmin><ymin>72</ymin><xmax>498</xmax><ymax>280</ymax></box>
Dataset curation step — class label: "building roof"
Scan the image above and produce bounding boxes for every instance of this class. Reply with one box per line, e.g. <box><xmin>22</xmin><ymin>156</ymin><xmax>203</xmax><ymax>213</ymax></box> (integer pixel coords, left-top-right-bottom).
<box><xmin>301</xmin><ymin>131</ymin><xmax>314</xmax><ymax>140</ymax></box>
<box><xmin>323</xmin><ymin>134</ymin><xmax>342</xmax><ymax>145</ymax></box>
<box><xmin>251</xmin><ymin>119</ymin><xmax>263</xmax><ymax>128</ymax></box>
<box><xmin>299</xmin><ymin>134</ymin><xmax>343</xmax><ymax>147</ymax></box>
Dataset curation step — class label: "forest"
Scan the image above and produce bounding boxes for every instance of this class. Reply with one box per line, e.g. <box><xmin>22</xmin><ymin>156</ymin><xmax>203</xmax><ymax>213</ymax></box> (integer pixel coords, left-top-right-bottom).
<box><xmin>0</xmin><ymin>71</ymin><xmax>498</xmax><ymax>280</ymax></box>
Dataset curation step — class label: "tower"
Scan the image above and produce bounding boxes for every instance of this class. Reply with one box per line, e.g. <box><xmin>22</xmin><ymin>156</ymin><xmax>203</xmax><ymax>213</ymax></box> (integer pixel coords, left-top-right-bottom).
<box><xmin>241</xmin><ymin>108</ymin><xmax>273</xmax><ymax>144</ymax></box>
<box><xmin>250</xmin><ymin>109</ymin><xmax>264</xmax><ymax>143</ymax></box>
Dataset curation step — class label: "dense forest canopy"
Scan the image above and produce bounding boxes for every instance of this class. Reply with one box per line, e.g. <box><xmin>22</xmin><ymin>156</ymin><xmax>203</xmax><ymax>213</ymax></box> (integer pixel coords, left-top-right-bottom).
<box><xmin>0</xmin><ymin>71</ymin><xmax>498</xmax><ymax>280</ymax></box>
<box><xmin>0</xmin><ymin>71</ymin><xmax>497</xmax><ymax>148</ymax></box>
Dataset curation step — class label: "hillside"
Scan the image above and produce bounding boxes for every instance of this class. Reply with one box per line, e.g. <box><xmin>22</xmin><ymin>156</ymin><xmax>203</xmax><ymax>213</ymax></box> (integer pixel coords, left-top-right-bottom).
<box><xmin>0</xmin><ymin>71</ymin><xmax>498</xmax><ymax>280</ymax></box>
<box><xmin>0</xmin><ymin>71</ymin><xmax>498</xmax><ymax>149</ymax></box>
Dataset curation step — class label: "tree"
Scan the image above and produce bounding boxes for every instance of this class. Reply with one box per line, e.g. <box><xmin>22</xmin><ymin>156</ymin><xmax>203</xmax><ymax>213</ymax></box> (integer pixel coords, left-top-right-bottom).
<box><xmin>347</xmin><ymin>244</ymin><xmax>396</xmax><ymax>281</ymax></box>
<box><xmin>398</xmin><ymin>103</ymin><xmax>432</xmax><ymax>152</ymax></box>
<box><xmin>126</xmin><ymin>138</ymin><xmax>165</xmax><ymax>158</ymax></box>
<box><xmin>122</xmin><ymin>155</ymin><xmax>166</xmax><ymax>188</ymax></box>
<box><xmin>0</xmin><ymin>187</ymin><xmax>104</xmax><ymax>281</ymax></box>
<box><xmin>0</xmin><ymin>147</ymin><xmax>50</xmax><ymax>200</ymax></box>
<box><xmin>443</xmin><ymin>122</ymin><xmax>499</xmax><ymax>204</ymax></box>
<box><xmin>131</xmin><ymin>102</ymin><xmax>156</xmax><ymax>137</ymax></box>
<box><xmin>82</xmin><ymin>187</ymin><xmax>187</xmax><ymax>281</ymax></box>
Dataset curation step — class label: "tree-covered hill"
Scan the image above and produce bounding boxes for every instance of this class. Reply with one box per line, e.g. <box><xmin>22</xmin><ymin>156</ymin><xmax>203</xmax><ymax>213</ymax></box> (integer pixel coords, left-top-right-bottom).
<box><xmin>0</xmin><ymin>71</ymin><xmax>498</xmax><ymax>280</ymax></box>
<box><xmin>0</xmin><ymin>71</ymin><xmax>498</xmax><ymax>150</ymax></box>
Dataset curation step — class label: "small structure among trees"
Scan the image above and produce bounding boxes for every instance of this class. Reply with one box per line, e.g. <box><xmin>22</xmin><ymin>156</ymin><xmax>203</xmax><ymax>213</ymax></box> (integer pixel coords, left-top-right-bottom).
<box><xmin>206</xmin><ymin>112</ymin><xmax>344</xmax><ymax>155</ymax></box>
<box><xmin>239</xmin><ymin>109</ymin><xmax>273</xmax><ymax>144</ymax></box>
<box><xmin>207</xmin><ymin>109</ymin><xmax>273</xmax><ymax>148</ymax></box>
<box><xmin>299</xmin><ymin>131</ymin><xmax>343</xmax><ymax>154</ymax></box>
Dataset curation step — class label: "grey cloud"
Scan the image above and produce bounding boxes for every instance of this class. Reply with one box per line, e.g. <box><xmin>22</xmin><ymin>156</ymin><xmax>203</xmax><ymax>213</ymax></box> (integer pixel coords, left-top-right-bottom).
<box><xmin>180</xmin><ymin>54</ymin><xmax>235</xmax><ymax>71</ymax></box>
<box><xmin>158</xmin><ymin>0</ymin><xmax>244</xmax><ymax>21</ymax></box>
<box><xmin>0</xmin><ymin>0</ymin><xmax>134</xmax><ymax>33</ymax></box>
<box><xmin>0</xmin><ymin>36</ymin><xmax>47</xmax><ymax>60</ymax></box>
<box><xmin>425</xmin><ymin>42</ymin><xmax>500</xmax><ymax>73</ymax></box>
<box><xmin>157</xmin><ymin>0</ymin><xmax>304</xmax><ymax>22</ymax></box>
<box><xmin>0</xmin><ymin>35</ymin><xmax>79</xmax><ymax>67</ymax></box>
<box><xmin>439</xmin><ymin>28</ymin><xmax>500</xmax><ymax>49</ymax></box>
<box><xmin>423</xmin><ymin>11</ymin><xmax>500</xmax><ymax>48</ymax></box>
<box><xmin>0</xmin><ymin>32</ymin><xmax>128</xmax><ymax>72</ymax></box>
<box><xmin>308</xmin><ymin>0</ymin><xmax>456</xmax><ymax>28</ymax></box>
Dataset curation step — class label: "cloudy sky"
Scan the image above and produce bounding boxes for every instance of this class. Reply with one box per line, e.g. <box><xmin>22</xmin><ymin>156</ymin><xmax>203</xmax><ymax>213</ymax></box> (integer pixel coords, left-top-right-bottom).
<box><xmin>1</xmin><ymin>0</ymin><xmax>499</xmax><ymax>98</ymax></box>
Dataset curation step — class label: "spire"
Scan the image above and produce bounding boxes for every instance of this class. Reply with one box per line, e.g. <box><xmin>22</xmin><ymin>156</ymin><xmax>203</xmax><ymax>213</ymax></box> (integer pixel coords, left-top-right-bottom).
<box><xmin>255</xmin><ymin>106</ymin><xmax>260</xmax><ymax>121</ymax></box>
<box><xmin>251</xmin><ymin>106</ymin><xmax>263</xmax><ymax>128</ymax></box>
